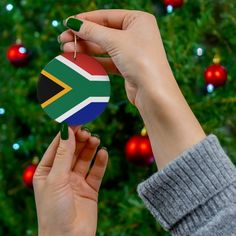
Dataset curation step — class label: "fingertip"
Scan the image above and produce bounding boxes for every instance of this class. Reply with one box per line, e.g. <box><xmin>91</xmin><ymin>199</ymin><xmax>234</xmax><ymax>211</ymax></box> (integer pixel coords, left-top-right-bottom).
<box><xmin>60</xmin><ymin>43</ymin><xmax>64</xmax><ymax>51</ymax></box>
<box><xmin>58</xmin><ymin>30</ymin><xmax>74</xmax><ymax>44</ymax></box>
<box><xmin>96</xmin><ymin>148</ymin><xmax>109</xmax><ymax>165</ymax></box>
<box><xmin>89</xmin><ymin>135</ymin><xmax>101</xmax><ymax>147</ymax></box>
<box><xmin>63</xmin><ymin>19</ymin><xmax>68</xmax><ymax>27</ymax></box>
<box><xmin>49</xmin><ymin>125</ymin><xmax>76</xmax><ymax>176</ymax></box>
<box><xmin>57</xmin><ymin>35</ymin><xmax>61</xmax><ymax>43</ymax></box>
<box><xmin>62</xmin><ymin>42</ymin><xmax>74</xmax><ymax>52</ymax></box>
<box><xmin>100</xmin><ymin>146</ymin><xmax>108</xmax><ymax>152</ymax></box>
<box><xmin>68</xmin><ymin>127</ymin><xmax>76</xmax><ymax>142</ymax></box>
<box><xmin>60</xmin><ymin>122</ymin><xmax>68</xmax><ymax>140</ymax></box>
<box><xmin>75</xmin><ymin>127</ymin><xmax>91</xmax><ymax>142</ymax></box>
<box><xmin>71</xmin><ymin>125</ymin><xmax>80</xmax><ymax>133</ymax></box>
<box><xmin>74</xmin><ymin>13</ymin><xmax>86</xmax><ymax>20</ymax></box>
<box><xmin>60</xmin><ymin>125</ymin><xmax>75</xmax><ymax>145</ymax></box>
<box><xmin>85</xmin><ymin>146</ymin><xmax>109</xmax><ymax>191</ymax></box>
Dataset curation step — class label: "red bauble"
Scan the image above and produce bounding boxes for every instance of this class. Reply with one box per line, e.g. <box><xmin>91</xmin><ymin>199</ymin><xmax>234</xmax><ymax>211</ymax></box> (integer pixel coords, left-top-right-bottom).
<box><xmin>7</xmin><ymin>43</ymin><xmax>30</xmax><ymax>67</ymax></box>
<box><xmin>204</xmin><ymin>64</ymin><xmax>227</xmax><ymax>87</ymax></box>
<box><xmin>125</xmin><ymin>135</ymin><xmax>154</xmax><ymax>166</ymax></box>
<box><xmin>164</xmin><ymin>0</ymin><xmax>184</xmax><ymax>8</ymax></box>
<box><xmin>23</xmin><ymin>164</ymin><xmax>37</xmax><ymax>187</ymax></box>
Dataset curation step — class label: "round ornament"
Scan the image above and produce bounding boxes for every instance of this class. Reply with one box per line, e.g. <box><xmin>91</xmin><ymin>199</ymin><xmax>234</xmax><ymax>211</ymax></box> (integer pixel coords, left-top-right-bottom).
<box><xmin>204</xmin><ymin>64</ymin><xmax>227</xmax><ymax>87</ymax></box>
<box><xmin>164</xmin><ymin>0</ymin><xmax>184</xmax><ymax>8</ymax></box>
<box><xmin>23</xmin><ymin>164</ymin><xmax>37</xmax><ymax>187</ymax></box>
<box><xmin>37</xmin><ymin>52</ymin><xmax>110</xmax><ymax>125</ymax></box>
<box><xmin>7</xmin><ymin>43</ymin><xmax>30</xmax><ymax>67</ymax></box>
<box><xmin>125</xmin><ymin>134</ymin><xmax>154</xmax><ymax>166</ymax></box>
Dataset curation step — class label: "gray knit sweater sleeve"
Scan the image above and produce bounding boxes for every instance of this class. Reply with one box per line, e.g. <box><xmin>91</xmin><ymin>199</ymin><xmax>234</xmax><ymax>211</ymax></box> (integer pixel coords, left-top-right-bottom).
<box><xmin>137</xmin><ymin>135</ymin><xmax>236</xmax><ymax>236</ymax></box>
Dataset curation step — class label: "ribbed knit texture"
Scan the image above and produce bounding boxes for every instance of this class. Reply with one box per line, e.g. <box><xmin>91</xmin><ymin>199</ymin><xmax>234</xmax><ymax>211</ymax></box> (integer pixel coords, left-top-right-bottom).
<box><xmin>137</xmin><ymin>135</ymin><xmax>236</xmax><ymax>236</ymax></box>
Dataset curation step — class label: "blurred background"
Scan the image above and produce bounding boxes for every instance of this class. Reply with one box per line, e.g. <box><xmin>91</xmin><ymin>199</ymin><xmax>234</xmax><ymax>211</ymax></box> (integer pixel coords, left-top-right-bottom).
<box><xmin>0</xmin><ymin>0</ymin><xmax>236</xmax><ymax>235</ymax></box>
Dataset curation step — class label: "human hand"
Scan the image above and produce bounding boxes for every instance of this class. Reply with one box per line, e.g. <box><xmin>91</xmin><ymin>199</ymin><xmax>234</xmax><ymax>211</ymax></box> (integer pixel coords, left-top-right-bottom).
<box><xmin>33</xmin><ymin>125</ymin><xmax>108</xmax><ymax>236</ymax></box>
<box><xmin>59</xmin><ymin>9</ymin><xmax>173</xmax><ymax>108</ymax></box>
<box><xmin>59</xmin><ymin>10</ymin><xmax>205</xmax><ymax>170</ymax></box>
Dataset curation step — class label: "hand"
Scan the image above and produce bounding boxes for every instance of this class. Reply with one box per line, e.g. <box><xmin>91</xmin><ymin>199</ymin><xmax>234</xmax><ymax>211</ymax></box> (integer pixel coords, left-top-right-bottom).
<box><xmin>59</xmin><ymin>10</ymin><xmax>172</xmax><ymax>107</ymax></box>
<box><xmin>59</xmin><ymin>10</ymin><xmax>205</xmax><ymax>170</ymax></box>
<box><xmin>33</xmin><ymin>126</ymin><xmax>108</xmax><ymax>236</ymax></box>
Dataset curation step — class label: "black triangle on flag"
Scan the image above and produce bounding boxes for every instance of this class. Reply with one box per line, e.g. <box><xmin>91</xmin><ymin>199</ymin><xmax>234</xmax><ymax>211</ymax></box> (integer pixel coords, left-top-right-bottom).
<box><xmin>37</xmin><ymin>73</ymin><xmax>64</xmax><ymax>104</ymax></box>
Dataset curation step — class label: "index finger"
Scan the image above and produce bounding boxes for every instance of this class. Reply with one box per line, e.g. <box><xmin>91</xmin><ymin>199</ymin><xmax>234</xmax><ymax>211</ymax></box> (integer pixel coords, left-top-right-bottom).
<box><xmin>60</xmin><ymin>10</ymin><xmax>137</xmax><ymax>44</ymax></box>
<box><xmin>37</xmin><ymin>133</ymin><xmax>60</xmax><ymax>169</ymax></box>
<box><xmin>72</xmin><ymin>9</ymin><xmax>132</xmax><ymax>29</ymax></box>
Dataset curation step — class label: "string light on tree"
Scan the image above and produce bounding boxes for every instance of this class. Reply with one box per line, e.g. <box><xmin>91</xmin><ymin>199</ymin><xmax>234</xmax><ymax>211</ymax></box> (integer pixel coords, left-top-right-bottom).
<box><xmin>193</xmin><ymin>44</ymin><xmax>205</xmax><ymax>57</ymax></box>
<box><xmin>51</xmin><ymin>20</ymin><xmax>59</xmax><ymax>27</ymax></box>
<box><xmin>164</xmin><ymin>0</ymin><xmax>184</xmax><ymax>9</ymax></box>
<box><xmin>167</xmin><ymin>5</ymin><xmax>174</xmax><ymax>13</ymax></box>
<box><xmin>6</xmin><ymin>3</ymin><xmax>14</xmax><ymax>11</ymax></box>
<box><xmin>196</xmin><ymin>47</ymin><xmax>204</xmax><ymax>57</ymax></box>
<box><xmin>206</xmin><ymin>84</ymin><xmax>215</xmax><ymax>94</ymax></box>
<box><xmin>0</xmin><ymin>108</ymin><xmax>5</xmax><ymax>115</ymax></box>
<box><xmin>12</xmin><ymin>143</ymin><xmax>20</xmax><ymax>150</ymax></box>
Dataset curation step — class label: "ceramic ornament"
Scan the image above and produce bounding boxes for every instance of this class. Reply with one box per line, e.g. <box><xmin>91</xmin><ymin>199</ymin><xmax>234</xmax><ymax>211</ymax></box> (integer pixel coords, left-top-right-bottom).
<box><xmin>37</xmin><ymin>52</ymin><xmax>110</xmax><ymax>125</ymax></box>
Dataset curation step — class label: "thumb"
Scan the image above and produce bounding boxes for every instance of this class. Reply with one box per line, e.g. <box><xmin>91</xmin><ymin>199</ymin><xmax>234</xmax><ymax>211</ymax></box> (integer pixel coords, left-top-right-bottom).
<box><xmin>49</xmin><ymin>123</ymin><xmax>76</xmax><ymax>177</ymax></box>
<box><xmin>65</xmin><ymin>17</ymin><xmax>118</xmax><ymax>51</ymax></box>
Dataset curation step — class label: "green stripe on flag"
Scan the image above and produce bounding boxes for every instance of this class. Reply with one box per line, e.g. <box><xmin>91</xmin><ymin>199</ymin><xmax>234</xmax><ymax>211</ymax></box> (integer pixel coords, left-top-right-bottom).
<box><xmin>45</xmin><ymin>59</ymin><xmax>109</xmax><ymax>92</ymax></box>
<box><xmin>43</xmin><ymin>59</ymin><xmax>110</xmax><ymax>119</ymax></box>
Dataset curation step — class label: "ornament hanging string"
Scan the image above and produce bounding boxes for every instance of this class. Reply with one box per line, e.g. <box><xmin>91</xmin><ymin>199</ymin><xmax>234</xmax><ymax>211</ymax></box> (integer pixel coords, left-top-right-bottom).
<box><xmin>74</xmin><ymin>34</ymin><xmax>77</xmax><ymax>60</ymax></box>
<box><xmin>73</xmin><ymin>15</ymin><xmax>77</xmax><ymax>60</ymax></box>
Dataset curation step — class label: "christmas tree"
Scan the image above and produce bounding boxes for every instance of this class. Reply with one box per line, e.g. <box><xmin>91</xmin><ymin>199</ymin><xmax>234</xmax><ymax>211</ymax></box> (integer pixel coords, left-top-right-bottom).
<box><xmin>0</xmin><ymin>0</ymin><xmax>236</xmax><ymax>235</ymax></box>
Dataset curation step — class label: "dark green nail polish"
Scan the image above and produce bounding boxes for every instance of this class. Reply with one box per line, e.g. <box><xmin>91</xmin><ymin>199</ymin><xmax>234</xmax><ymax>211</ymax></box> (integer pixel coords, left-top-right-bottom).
<box><xmin>60</xmin><ymin>123</ymin><xmax>68</xmax><ymax>140</ymax></box>
<box><xmin>66</xmin><ymin>18</ymin><xmax>83</xmax><ymax>31</ymax></box>
<box><xmin>92</xmin><ymin>133</ymin><xmax>100</xmax><ymax>139</ymax></box>
<box><xmin>81</xmin><ymin>127</ymin><xmax>90</xmax><ymax>133</ymax></box>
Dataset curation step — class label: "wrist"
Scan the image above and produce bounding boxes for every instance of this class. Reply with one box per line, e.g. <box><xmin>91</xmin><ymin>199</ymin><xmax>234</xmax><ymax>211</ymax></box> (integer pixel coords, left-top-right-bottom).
<box><xmin>135</xmin><ymin>69</ymin><xmax>205</xmax><ymax>170</ymax></box>
<box><xmin>135</xmin><ymin>70</ymin><xmax>177</xmax><ymax>114</ymax></box>
<box><xmin>134</xmin><ymin>57</ymin><xmax>177</xmax><ymax>111</ymax></box>
<box><xmin>39</xmin><ymin>231</ymin><xmax>77</xmax><ymax>236</ymax></box>
<box><xmin>38</xmin><ymin>227</ymin><xmax>64</xmax><ymax>236</ymax></box>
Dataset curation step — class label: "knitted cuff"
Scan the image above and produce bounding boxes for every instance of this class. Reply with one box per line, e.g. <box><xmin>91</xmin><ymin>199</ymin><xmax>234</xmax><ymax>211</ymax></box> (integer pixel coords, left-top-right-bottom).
<box><xmin>137</xmin><ymin>135</ymin><xmax>236</xmax><ymax>235</ymax></box>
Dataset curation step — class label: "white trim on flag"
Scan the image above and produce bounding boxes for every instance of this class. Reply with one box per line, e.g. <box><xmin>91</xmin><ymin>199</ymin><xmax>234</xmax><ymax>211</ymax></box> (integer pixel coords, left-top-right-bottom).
<box><xmin>55</xmin><ymin>96</ymin><xmax>110</xmax><ymax>122</ymax></box>
<box><xmin>55</xmin><ymin>55</ymin><xmax>109</xmax><ymax>81</ymax></box>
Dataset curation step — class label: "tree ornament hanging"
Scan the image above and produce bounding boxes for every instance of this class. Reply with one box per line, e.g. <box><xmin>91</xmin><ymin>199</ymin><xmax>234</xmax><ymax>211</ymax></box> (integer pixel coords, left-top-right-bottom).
<box><xmin>204</xmin><ymin>55</ymin><xmax>227</xmax><ymax>87</ymax></box>
<box><xmin>37</xmin><ymin>35</ymin><xmax>110</xmax><ymax>125</ymax></box>
<box><xmin>125</xmin><ymin>127</ymin><xmax>154</xmax><ymax>166</ymax></box>
<box><xmin>164</xmin><ymin>0</ymin><xmax>184</xmax><ymax>8</ymax></box>
<box><xmin>22</xmin><ymin>157</ymin><xmax>39</xmax><ymax>187</ymax></box>
<box><xmin>7</xmin><ymin>43</ymin><xmax>30</xmax><ymax>67</ymax></box>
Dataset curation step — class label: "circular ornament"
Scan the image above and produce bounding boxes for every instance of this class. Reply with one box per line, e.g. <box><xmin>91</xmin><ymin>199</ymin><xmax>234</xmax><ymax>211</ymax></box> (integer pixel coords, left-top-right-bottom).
<box><xmin>7</xmin><ymin>43</ymin><xmax>30</xmax><ymax>67</ymax></box>
<box><xmin>204</xmin><ymin>64</ymin><xmax>227</xmax><ymax>87</ymax></box>
<box><xmin>37</xmin><ymin>52</ymin><xmax>110</xmax><ymax>125</ymax></box>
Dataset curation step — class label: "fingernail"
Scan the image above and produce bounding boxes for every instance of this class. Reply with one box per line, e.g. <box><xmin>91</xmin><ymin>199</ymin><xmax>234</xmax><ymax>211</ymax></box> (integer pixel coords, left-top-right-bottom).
<box><xmin>66</xmin><ymin>18</ymin><xmax>83</xmax><ymax>31</ymax></box>
<box><xmin>92</xmin><ymin>133</ymin><xmax>100</xmax><ymax>139</ymax></box>
<box><xmin>60</xmin><ymin>123</ymin><xmax>68</xmax><ymax>140</ymax></box>
<box><xmin>101</xmin><ymin>146</ymin><xmax>108</xmax><ymax>151</ymax></box>
<box><xmin>60</xmin><ymin>43</ymin><xmax>64</xmax><ymax>51</ymax></box>
<box><xmin>57</xmin><ymin>35</ymin><xmax>61</xmax><ymax>43</ymax></box>
<box><xmin>81</xmin><ymin>127</ymin><xmax>90</xmax><ymax>133</ymax></box>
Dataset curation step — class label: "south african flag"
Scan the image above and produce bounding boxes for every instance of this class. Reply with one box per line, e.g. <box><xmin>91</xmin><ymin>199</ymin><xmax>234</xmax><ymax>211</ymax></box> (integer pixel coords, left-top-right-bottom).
<box><xmin>37</xmin><ymin>52</ymin><xmax>110</xmax><ymax>125</ymax></box>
